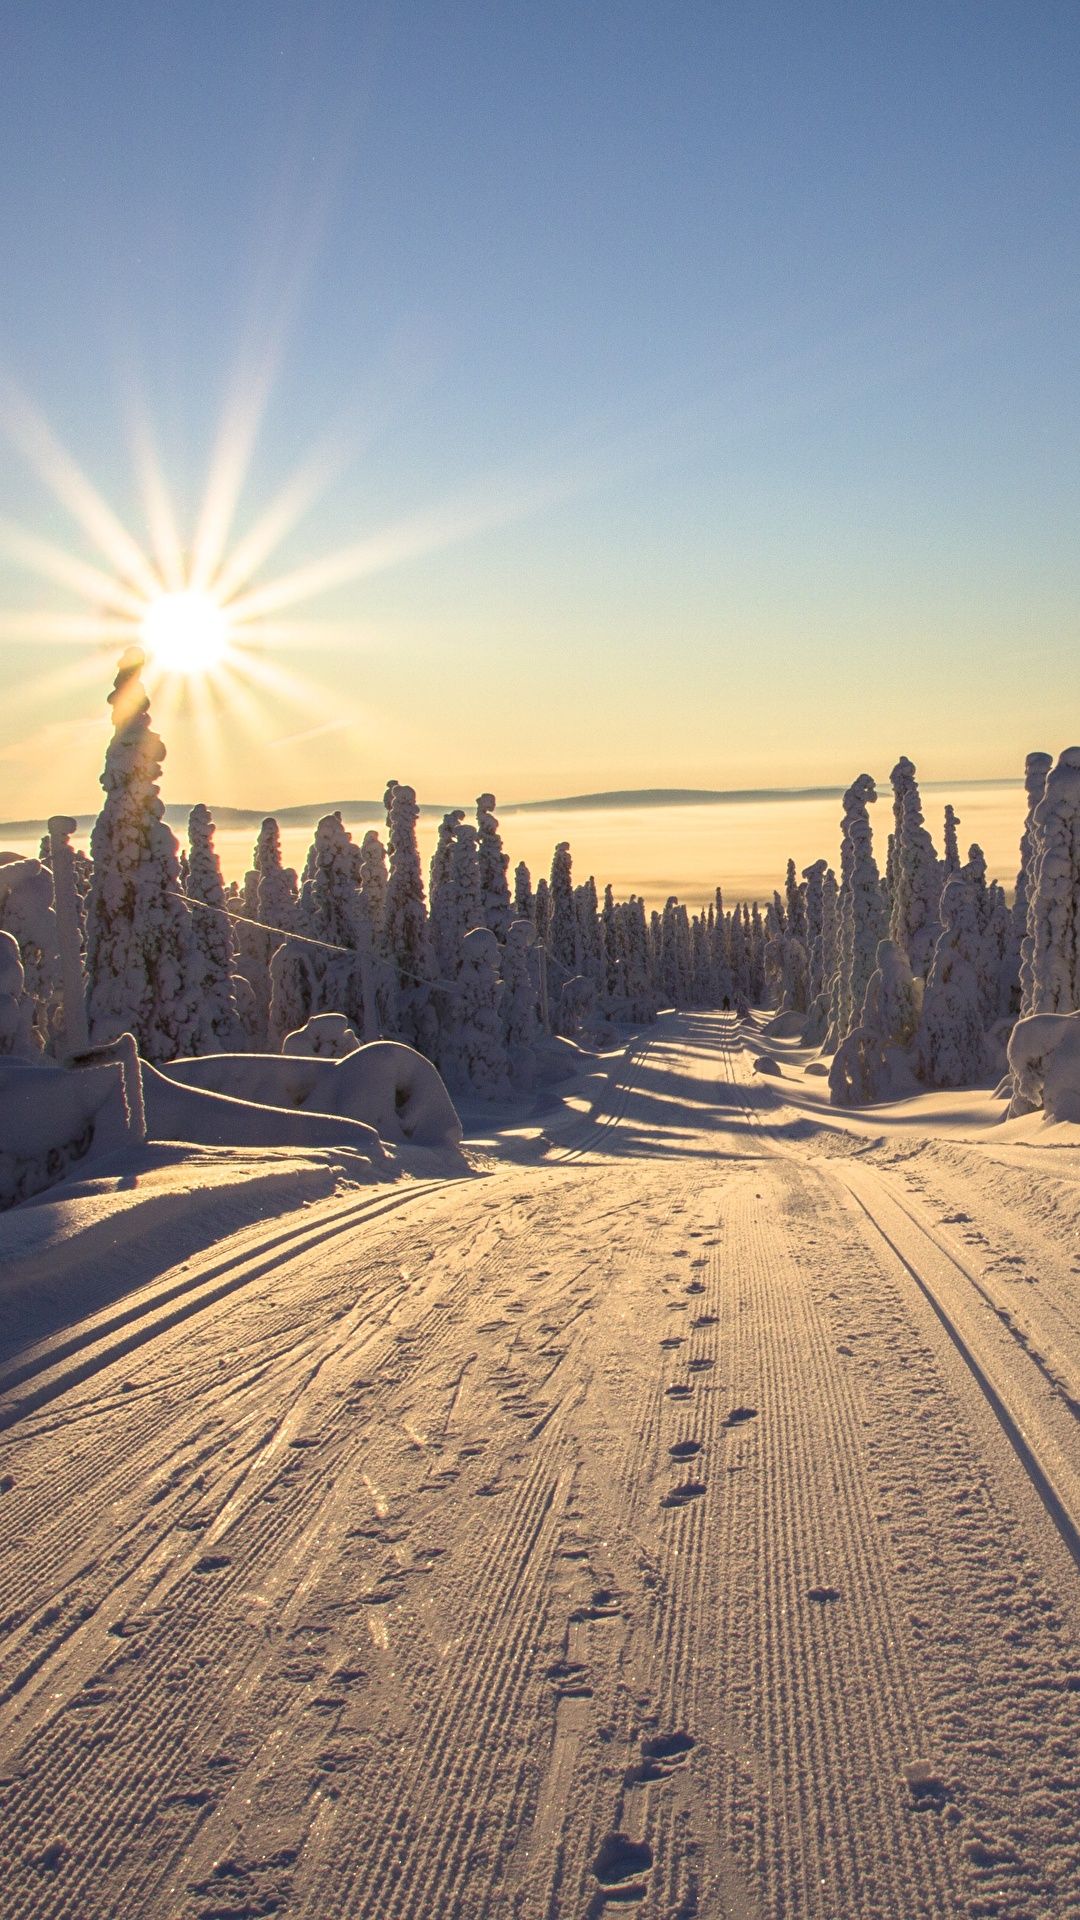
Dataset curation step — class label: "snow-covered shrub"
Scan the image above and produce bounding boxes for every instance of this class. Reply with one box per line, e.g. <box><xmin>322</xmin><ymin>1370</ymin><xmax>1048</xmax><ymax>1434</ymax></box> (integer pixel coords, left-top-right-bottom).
<box><xmin>1007</xmin><ymin>1011</ymin><xmax>1080</xmax><ymax>1123</ymax></box>
<box><xmin>85</xmin><ymin>651</ymin><xmax>211</xmax><ymax>1062</ymax></box>
<box><xmin>0</xmin><ymin>858</ymin><xmax>62</xmax><ymax>1053</ymax></box>
<box><xmin>829</xmin><ymin>940</ymin><xmax>919</xmax><ymax>1107</ymax></box>
<box><xmin>282</xmin><ymin>1012</ymin><xmax>361</xmax><ymax>1057</ymax></box>
<box><xmin>0</xmin><ymin>931</ymin><xmax>38</xmax><ymax>1057</ymax></box>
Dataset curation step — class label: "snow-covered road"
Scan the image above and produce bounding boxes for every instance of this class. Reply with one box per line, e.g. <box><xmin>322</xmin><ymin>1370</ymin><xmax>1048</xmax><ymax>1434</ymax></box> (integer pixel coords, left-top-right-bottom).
<box><xmin>1</xmin><ymin>1015</ymin><xmax>1078</xmax><ymax>1918</ymax></box>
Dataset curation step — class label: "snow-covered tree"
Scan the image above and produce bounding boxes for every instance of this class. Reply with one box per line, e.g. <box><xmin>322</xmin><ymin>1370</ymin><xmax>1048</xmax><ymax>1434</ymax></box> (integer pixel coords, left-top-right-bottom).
<box><xmin>917</xmin><ymin>875</ymin><xmax>987</xmax><ymax>1087</ymax></box>
<box><xmin>301</xmin><ymin>812</ymin><xmax>373</xmax><ymax>1036</ymax></box>
<box><xmin>383</xmin><ymin>781</ymin><xmax>438</xmax><ymax>1055</ymax></box>
<box><xmin>500</xmin><ymin>918</ymin><xmax>542</xmax><ymax>1082</ymax></box>
<box><xmin>888</xmin><ymin>756</ymin><xmax>941</xmax><ymax>979</ymax></box>
<box><xmin>186</xmin><ymin>804</ymin><xmax>244</xmax><ymax>1050</ymax></box>
<box><xmin>1020</xmin><ymin>745</ymin><xmax>1080</xmax><ymax>1017</ymax></box>
<box><xmin>439</xmin><ymin>926</ymin><xmax>510</xmax><ymax>1099</ymax></box>
<box><xmin>548</xmin><ymin>842</ymin><xmax>577</xmax><ymax>976</ymax></box>
<box><xmin>429</xmin><ymin>810</ymin><xmax>465</xmax><ymax>979</ymax></box>
<box><xmin>514</xmin><ymin>860</ymin><xmax>534</xmax><ymax>924</ymax></box>
<box><xmin>1015</xmin><ymin>751</ymin><xmax>1054</xmax><ymax>1016</ymax></box>
<box><xmin>942</xmin><ymin>805</ymin><xmax>961</xmax><ymax>876</ymax></box>
<box><xmin>827</xmin><ymin>774</ymin><xmax>885</xmax><ymax>1050</ymax></box>
<box><xmin>476</xmin><ymin>793</ymin><xmax>513</xmax><ymax>939</ymax></box>
<box><xmin>85</xmin><ymin>651</ymin><xmax>210</xmax><ymax>1061</ymax></box>
<box><xmin>830</xmin><ymin>939</ymin><xmax>919</xmax><ymax>1106</ymax></box>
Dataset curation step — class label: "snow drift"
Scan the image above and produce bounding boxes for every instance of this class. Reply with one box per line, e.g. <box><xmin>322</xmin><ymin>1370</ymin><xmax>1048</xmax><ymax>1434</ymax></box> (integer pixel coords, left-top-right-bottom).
<box><xmin>162</xmin><ymin>1039</ymin><xmax>463</xmax><ymax>1149</ymax></box>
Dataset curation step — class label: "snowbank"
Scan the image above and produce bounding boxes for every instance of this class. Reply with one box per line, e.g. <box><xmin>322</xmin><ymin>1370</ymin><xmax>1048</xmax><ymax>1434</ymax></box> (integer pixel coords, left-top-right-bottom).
<box><xmin>161</xmin><ymin>1039</ymin><xmax>462</xmax><ymax>1149</ymax></box>
<box><xmin>1008</xmin><ymin>1011</ymin><xmax>1080</xmax><ymax>1123</ymax></box>
<box><xmin>0</xmin><ymin>1058</ymin><xmax>130</xmax><ymax>1209</ymax></box>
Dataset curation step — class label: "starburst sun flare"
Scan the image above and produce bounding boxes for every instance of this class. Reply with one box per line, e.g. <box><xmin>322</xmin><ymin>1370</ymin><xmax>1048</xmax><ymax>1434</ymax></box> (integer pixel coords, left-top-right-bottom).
<box><xmin>140</xmin><ymin>589</ymin><xmax>232</xmax><ymax>676</ymax></box>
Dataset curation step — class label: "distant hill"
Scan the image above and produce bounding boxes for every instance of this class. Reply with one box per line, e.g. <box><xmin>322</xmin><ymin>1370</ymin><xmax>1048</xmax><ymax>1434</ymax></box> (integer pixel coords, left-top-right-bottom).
<box><xmin>0</xmin><ymin>778</ymin><xmax>1018</xmax><ymax>846</ymax></box>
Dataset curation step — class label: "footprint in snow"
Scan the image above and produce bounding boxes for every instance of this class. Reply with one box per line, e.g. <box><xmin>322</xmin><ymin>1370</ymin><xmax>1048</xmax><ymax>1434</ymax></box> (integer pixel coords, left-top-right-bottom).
<box><xmin>723</xmin><ymin>1406</ymin><xmax>757</xmax><ymax>1427</ymax></box>
<box><xmin>687</xmin><ymin>1357</ymin><xmax>714</xmax><ymax>1372</ymax></box>
<box><xmin>660</xmin><ymin>1480</ymin><xmax>706</xmax><ymax>1510</ymax></box>
<box><xmin>665</xmin><ymin>1383</ymin><xmax>693</xmax><ymax>1400</ymax></box>
<box><xmin>806</xmin><ymin>1585</ymin><xmax>840</xmax><ymax>1604</ymax></box>
<box><xmin>668</xmin><ymin>1439</ymin><xmax>702</xmax><ymax>1459</ymax></box>
<box><xmin>593</xmin><ymin>1832</ymin><xmax>653</xmax><ymax>1888</ymax></box>
<box><xmin>685</xmin><ymin>1281</ymin><xmax>706</xmax><ymax>1296</ymax></box>
<box><xmin>659</xmin><ymin>1337</ymin><xmax>683</xmax><ymax>1349</ymax></box>
<box><xmin>194</xmin><ymin>1553</ymin><xmax>231</xmax><ymax>1574</ymax></box>
<box><xmin>628</xmin><ymin>1729</ymin><xmax>696</xmax><ymax>1781</ymax></box>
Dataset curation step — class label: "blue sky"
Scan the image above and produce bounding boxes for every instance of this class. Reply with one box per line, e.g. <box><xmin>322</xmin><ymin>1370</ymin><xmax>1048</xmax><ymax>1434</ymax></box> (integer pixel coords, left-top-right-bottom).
<box><xmin>1</xmin><ymin>2</ymin><xmax>1077</xmax><ymax>816</ymax></box>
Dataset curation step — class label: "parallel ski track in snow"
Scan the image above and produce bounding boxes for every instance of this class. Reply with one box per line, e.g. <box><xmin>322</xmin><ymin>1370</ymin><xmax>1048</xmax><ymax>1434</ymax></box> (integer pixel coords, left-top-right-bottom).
<box><xmin>716</xmin><ymin>1017</ymin><xmax>1080</xmax><ymax>1580</ymax></box>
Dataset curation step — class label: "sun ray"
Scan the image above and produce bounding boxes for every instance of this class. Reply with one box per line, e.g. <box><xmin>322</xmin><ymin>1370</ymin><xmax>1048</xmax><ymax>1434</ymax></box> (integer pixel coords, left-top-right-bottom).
<box><xmin>225</xmin><ymin>469</ymin><xmax>576</xmax><ymax>626</ymax></box>
<box><xmin>0</xmin><ymin>516</ymin><xmax>149</xmax><ymax>619</ymax></box>
<box><xmin>188</xmin><ymin>349</ymin><xmax>280</xmax><ymax>596</ymax></box>
<box><xmin>130</xmin><ymin>415</ymin><xmax>187</xmax><ymax>592</ymax></box>
<box><xmin>0</xmin><ymin>386</ymin><xmax>163</xmax><ymax>600</ymax></box>
<box><xmin>210</xmin><ymin>438</ymin><xmax>346</xmax><ymax>606</ymax></box>
<box><xmin>0</xmin><ymin>609</ymin><xmax>140</xmax><ymax>646</ymax></box>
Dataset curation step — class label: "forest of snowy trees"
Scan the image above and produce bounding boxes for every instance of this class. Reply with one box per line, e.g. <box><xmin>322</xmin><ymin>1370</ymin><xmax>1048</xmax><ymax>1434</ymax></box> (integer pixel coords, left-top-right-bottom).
<box><xmin>1</xmin><ymin>649</ymin><xmax>1079</xmax><ymax>1181</ymax></box>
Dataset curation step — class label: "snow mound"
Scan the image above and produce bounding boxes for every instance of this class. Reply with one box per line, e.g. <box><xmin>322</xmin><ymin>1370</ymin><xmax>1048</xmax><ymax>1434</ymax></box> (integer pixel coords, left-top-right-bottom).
<box><xmin>753</xmin><ymin>1055</ymin><xmax>784</xmax><ymax>1077</ymax></box>
<box><xmin>1008</xmin><ymin>1011</ymin><xmax>1080</xmax><ymax>1123</ymax></box>
<box><xmin>143</xmin><ymin>1065</ymin><xmax>384</xmax><ymax>1159</ymax></box>
<box><xmin>282</xmin><ymin>1013</ymin><xmax>361</xmax><ymax>1058</ymax></box>
<box><xmin>162</xmin><ymin>1041</ymin><xmax>462</xmax><ymax>1149</ymax></box>
<box><xmin>0</xmin><ymin>1058</ymin><xmax>131</xmax><ymax>1209</ymax></box>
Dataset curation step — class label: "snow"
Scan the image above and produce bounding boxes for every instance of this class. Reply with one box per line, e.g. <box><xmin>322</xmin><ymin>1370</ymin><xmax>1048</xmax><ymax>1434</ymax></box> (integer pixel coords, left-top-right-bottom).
<box><xmin>161</xmin><ymin>1039</ymin><xmax>462</xmax><ymax>1148</ymax></box>
<box><xmin>2</xmin><ymin>1009</ymin><xmax>1077</xmax><ymax>1920</ymax></box>
<box><xmin>1008</xmin><ymin>1010</ymin><xmax>1080</xmax><ymax>1123</ymax></box>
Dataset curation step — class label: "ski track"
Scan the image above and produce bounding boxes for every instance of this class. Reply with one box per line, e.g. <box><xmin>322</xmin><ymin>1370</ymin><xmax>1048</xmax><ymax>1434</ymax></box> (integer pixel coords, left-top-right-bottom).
<box><xmin>1</xmin><ymin>1014</ymin><xmax>1077</xmax><ymax>1919</ymax></box>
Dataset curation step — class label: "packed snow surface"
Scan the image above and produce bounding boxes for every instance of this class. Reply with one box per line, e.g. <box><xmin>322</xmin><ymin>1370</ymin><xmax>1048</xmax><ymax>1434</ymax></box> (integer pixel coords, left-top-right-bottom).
<box><xmin>0</xmin><ymin>1012</ymin><xmax>1077</xmax><ymax>1920</ymax></box>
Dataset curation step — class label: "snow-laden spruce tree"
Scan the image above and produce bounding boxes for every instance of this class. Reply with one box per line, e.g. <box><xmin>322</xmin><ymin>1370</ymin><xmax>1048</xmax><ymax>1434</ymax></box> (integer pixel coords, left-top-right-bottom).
<box><xmin>533</xmin><ymin>876</ymin><xmax>551</xmax><ymax>950</ymax></box>
<box><xmin>1020</xmin><ymin>745</ymin><xmax>1080</xmax><ymax>1016</ymax></box>
<box><xmin>917</xmin><ymin>875</ymin><xmax>987</xmax><ymax>1087</ymax></box>
<box><xmin>748</xmin><ymin>902</ymin><xmax>766</xmax><ymax>1003</ymax></box>
<box><xmin>514</xmin><ymin>860</ymin><xmax>534</xmax><ymax>924</ymax></box>
<box><xmin>942</xmin><ymin>805</ymin><xmax>961</xmax><ymax>876</ymax></box>
<box><xmin>888</xmin><ymin>756</ymin><xmax>941</xmax><ymax>979</ymax></box>
<box><xmin>1015</xmin><ymin>751</ymin><xmax>1054</xmax><ymax>1015</ymax></box>
<box><xmin>383</xmin><ymin>781</ymin><xmax>438</xmax><ymax>1055</ymax></box>
<box><xmin>827</xmin><ymin>774</ymin><xmax>884</xmax><ymax>1050</ymax></box>
<box><xmin>548</xmin><ymin>842</ymin><xmax>577</xmax><ymax>976</ymax></box>
<box><xmin>439</xmin><ymin>925</ymin><xmax>511</xmax><ymax>1099</ymax></box>
<box><xmin>186</xmin><ymin>805</ymin><xmax>244</xmax><ymax>1050</ymax></box>
<box><xmin>254</xmin><ymin>818</ymin><xmax>298</xmax><ymax>935</ymax></box>
<box><xmin>500</xmin><ymin>918</ymin><xmax>542</xmax><ymax>1083</ymax></box>
<box><xmin>829</xmin><ymin>939</ymin><xmax>919</xmax><ymax>1106</ymax></box>
<box><xmin>477</xmin><ymin>794</ymin><xmax>513</xmax><ymax>939</ymax></box>
<box><xmin>575</xmin><ymin>876</ymin><xmax>604</xmax><ymax>999</ymax></box>
<box><xmin>359</xmin><ymin>830</ymin><xmax>389</xmax><ymax>946</ymax></box>
<box><xmin>301</xmin><ymin>812</ymin><xmax>371</xmax><ymax>1035</ymax></box>
<box><xmin>429</xmin><ymin>810</ymin><xmax>465</xmax><ymax>979</ymax></box>
<box><xmin>85</xmin><ymin>650</ymin><xmax>210</xmax><ymax>1061</ymax></box>
<box><xmin>450</xmin><ymin>819</ymin><xmax>483</xmax><ymax>949</ymax></box>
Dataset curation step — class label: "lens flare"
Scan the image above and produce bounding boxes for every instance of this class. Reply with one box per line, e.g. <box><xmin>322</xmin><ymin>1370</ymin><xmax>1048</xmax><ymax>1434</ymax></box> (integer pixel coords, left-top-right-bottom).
<box><xmin>141</xmin><ymin>589</ymin><xmax>230</xmax><ymax>675</ymax></box>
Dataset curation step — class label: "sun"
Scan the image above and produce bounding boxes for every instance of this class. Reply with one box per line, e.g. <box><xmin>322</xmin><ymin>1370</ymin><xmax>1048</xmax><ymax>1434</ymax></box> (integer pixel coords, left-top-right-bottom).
<box><xmin>141</xmin><ymin>589</ymin><xmax>230</xmax><ymax>675</ymax></box>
